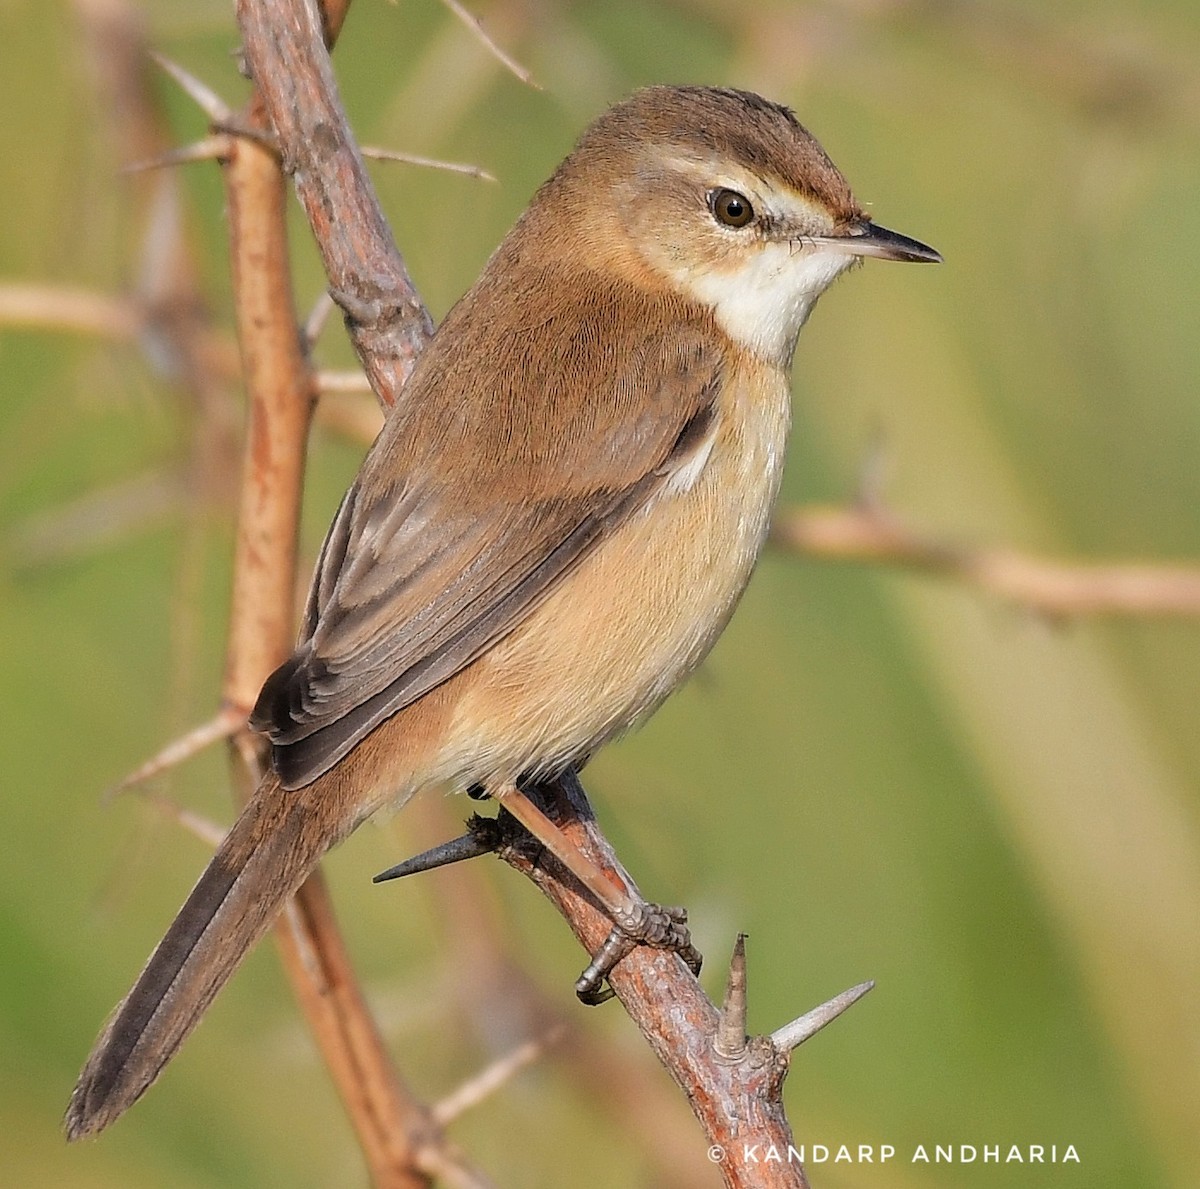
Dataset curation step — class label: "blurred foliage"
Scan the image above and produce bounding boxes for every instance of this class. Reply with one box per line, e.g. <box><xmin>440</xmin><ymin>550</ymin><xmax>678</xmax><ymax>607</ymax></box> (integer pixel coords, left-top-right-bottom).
<box><xmin>2</xmin><ymin>0</ymin><xmax>1199</xmax><ymax>1186</ymax></box>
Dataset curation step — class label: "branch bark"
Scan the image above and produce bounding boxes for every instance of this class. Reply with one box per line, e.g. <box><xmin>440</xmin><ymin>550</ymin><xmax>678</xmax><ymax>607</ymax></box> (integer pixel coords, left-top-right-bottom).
<box><xmin>500</xmin><ymin>775</ymin><xmax>811</xmax><ymax>1188</ymax></box>
<box><xmin>771</xmin><ymin>503</ymin><xmax>1200</xmax><ymax>618</ymax></box>
<box><xmin>236</xmin><ymin>0</ymin><xmax>433</xmax><ymax>405</ymax></box>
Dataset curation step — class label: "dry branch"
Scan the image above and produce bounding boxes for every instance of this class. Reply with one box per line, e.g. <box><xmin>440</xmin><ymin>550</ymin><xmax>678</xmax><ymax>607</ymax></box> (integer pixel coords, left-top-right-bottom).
<box><xmin>236</xmin><ymin>0</ymin><xmax>434</xmax><ymax>404</ymax></box>
<box><xmin>408</xmin><ymin>792</ymin><xmax>716</xmax><ymax>1189</ymax></box>
<box><xmin>771</xmin><ymin>503</ymin><xmax>1200</xmax><ymax>619</ymax></box>
<box><xmin>292</xmin><ymin>374</ymin><xmax>1200</xmax><ymax>623</ymax></box>
<box><xmin>0</xmin><ymin>284</ymin><xmax>143</xmax><ymax>339</ymax></box>
<box><xmin>497</xmin><ymin>774</ymin><xmax>814</xmax><ymax>1189</ymax></box>
<box><xmin>437</xmin><ymin>0</ymin><xmax>539</xmax><ymax>89</ymax></box>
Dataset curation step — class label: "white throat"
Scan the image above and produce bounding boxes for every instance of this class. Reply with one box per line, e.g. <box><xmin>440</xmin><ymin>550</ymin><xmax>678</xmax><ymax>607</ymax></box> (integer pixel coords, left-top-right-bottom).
<box><xmin>676</xmin><ymin>243</ymin><xmax>855</xmax><ymax>366</ymax></box>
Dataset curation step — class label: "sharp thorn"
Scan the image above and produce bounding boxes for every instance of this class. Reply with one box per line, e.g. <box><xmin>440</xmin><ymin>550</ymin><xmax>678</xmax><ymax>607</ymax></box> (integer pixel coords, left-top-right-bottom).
<box><xmin>106</xmin><ymin>707</ymin><xmax>245</xmax><ymax>798</ymax></box>
<box><xmin>150</xmin><ymin>52</ymin><xmax>233</xmax><ymax>123</ymax></box>
<box><xmin>361</xmin><ymin>145</ymin><xmax>496</xmax><ymax>182</ymax></box>
<box><xmin>438</xmin><ymin>0</ymin><xmax>541</xmax><ymax>90</ymax></box>
<box><xmin>713</xmin><ymin>932</ymin><xmax>749</xmax><ymax>1060</ymax></box>
<box><xmin>315</xmin><ymin>369</ymin><xmax>374</xmax><ymax>395</ymax></box>
<box><xmin>770</xmin><ymin>979</ymin><xmax>875</xmax><ymax>1054</ymax></box>
<box><xmin>124</xmin><ymin>135</ymin><xmax>233</xmax><ymax>174</ymax></box>
<box><xmin>303</xmin><ymin>292</ymin><xmax>337</xmax><ymax>347</ymax></box>
<box><xmin>211</xmin><ymin>119</ymin><xmax>279</xmax><ymax>156</ymax></box>
<box><xmin>123</xmin><ymin>787</ymin><xmax>227</xmax><ymax>849</ymax></box>
<box><xmin>372</xmin><ymin>819</ymin><xmax>501</xmax><ymax>883</ymax></box>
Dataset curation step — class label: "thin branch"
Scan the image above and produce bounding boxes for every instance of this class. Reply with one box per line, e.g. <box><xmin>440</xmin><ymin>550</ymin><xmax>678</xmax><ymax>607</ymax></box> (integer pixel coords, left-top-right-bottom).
<box><xmin>125</xmin><ymin>788</ymin><xmax>228</xmax><ymax>850</ymax></box>
<box><xmin>438</xmin><ymin>0</ymin><xmax>539</xmax><ymax>89</ymax></box>
<box><xmin>502</xmin><ymin>773</ymin><xmax>811</xmax><ymax>1189</ymax></box>
<box><xmin>362</xmin><ymin>145</ymin><xmax>496</xmax><ymax>182</ymax></box>
<box><xmin>303</xmin><ymin>290</ymin><xmax>337</xmax><ymax>346</ymax></box>
<box><xmin>432</xmin><ymin>1028</ymin><xmax>564</xmax><ymax>1126</ymax></box>
<box><xmin>124</xmin><ymin>135</ymin><xmax>233</xmax><ymax>173</ymax></box>
<box><xmin>0</xmin><ymin>284</ymin><xmax>142</xmax><ymax>340</ymax></box>
<box><xmin>8</xmin><ymin>470</ymin><xmax>184</xmax><ymax>568</ymax></box>
<box><xmin>316</xmin><ymin>367</ymin><xmax>375</xmax><ymax>393</ymax></box>
<box><xmin>770</xmin><ymin>503</ymin><xmax>1200</xmax><ymax>618</ymax></box>
<box><xmin>413</xmin><ymin>1148</ymin><xmax>495</xmax><ymax>1189</ymax></box>
<box><xmin>404</xmin><ymin>796</ymin><xmax>714</xmax><ymax>1189</ymax></box>
<box><xmin>220</xmin><ymin>103</ymin><xmax>314</xmax><ymax>711</ymax></box>
<box><xmin>108</xmin><ymin>707</ymin><xmax>245</xmax><ymax>794</ymax></box>
<box><xmin>150</xmin><ymin>51</ymin><xmax>235</xmax><ymax>123</ymax></box>
<box><xmin>495</xmin><ymin>784</ymin><xmax>638</xmax><ymax>918</ymax></box>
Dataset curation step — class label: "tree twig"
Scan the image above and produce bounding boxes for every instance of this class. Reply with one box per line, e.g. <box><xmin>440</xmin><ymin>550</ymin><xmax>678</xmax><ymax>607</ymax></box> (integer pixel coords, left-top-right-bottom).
<box><xmin>407</xmin><ymin>793</ymin><xmax>715</xmax><ymax>1189</ymax></box>
<box><xmin>0</xmin><ymin>284</ymin><xmax>143</xmax><ymax>339</ymax></box>
<box><xmin>437</xmin><ymin>0</ymin><xmax>539</xmax><ymax>89</ymax></box>
<box><xmin>771</xmin><ymin>503</ymin><xmax>1200</xmax><ymax>618</ymax></box>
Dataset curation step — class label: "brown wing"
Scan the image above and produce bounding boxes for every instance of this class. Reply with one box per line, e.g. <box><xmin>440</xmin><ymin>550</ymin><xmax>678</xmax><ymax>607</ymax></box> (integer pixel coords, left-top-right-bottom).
<box><xmin>251</xmin><ymin>281</ymin><xmax>722</xmax><ymax>789</ymax></box>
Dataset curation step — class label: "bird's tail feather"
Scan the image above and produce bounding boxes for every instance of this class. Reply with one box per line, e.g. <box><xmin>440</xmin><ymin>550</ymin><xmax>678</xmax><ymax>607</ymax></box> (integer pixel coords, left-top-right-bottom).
<box><xmin>65</xmin><ymin>772</ymin><xmax>349</xmax><ymax>1140</ymax></box>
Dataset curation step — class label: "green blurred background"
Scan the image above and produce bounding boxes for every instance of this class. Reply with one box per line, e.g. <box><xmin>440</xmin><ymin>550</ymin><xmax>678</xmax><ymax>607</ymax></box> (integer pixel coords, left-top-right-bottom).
<box><xmin>3</xmin><ymin>0</ymin><xmax>1199</xmax><ymax>1185</ymax></box>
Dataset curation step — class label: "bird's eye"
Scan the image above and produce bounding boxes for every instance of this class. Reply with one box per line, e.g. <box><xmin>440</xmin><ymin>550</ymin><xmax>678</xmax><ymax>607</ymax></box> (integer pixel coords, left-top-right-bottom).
<box><xmin>710</xmin><ymin>188</ymin><xmax>754</xmax><ymax>228</ymax></box>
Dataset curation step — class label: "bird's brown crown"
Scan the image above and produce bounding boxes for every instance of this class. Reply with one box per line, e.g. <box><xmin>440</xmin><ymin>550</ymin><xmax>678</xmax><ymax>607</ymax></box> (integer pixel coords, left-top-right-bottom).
<box><xmin>556</xmin><ymin>85</ymin><xmax>863</xmax><ymax>227</ymax></box>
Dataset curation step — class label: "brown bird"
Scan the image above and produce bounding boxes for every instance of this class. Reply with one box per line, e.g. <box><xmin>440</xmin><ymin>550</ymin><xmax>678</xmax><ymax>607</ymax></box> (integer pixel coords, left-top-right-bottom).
<box><xmin>66</xmin><ymin>85</ymin><xmax>939</xmax><ymax>1139</ymax></box>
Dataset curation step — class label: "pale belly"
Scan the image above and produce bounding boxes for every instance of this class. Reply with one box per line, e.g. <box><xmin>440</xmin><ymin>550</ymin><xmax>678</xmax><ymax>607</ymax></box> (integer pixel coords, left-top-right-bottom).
<box><xmin>440</xmin><ymin>365</ymin><xmax>792</xmax><ymax>786</ymax></box>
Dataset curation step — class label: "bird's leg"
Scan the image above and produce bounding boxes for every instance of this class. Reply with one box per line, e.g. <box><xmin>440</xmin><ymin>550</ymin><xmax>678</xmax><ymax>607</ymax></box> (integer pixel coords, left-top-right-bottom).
<box><xmin>492</xmin><ymin>781</ymin><xmax>702</xmax><ymax>1004</ymax></box>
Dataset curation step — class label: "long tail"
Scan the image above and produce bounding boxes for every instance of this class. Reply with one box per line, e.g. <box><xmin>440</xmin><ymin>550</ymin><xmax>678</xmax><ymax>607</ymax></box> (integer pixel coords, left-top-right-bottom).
<box><xmin>66</xmin><ymin>771</ymin><xmax>354</xmax><ymax>1140</ymax></box>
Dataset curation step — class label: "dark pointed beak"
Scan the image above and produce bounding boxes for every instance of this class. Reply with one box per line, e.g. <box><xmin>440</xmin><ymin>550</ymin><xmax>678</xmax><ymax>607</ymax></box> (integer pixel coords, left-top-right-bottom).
<box><xmin>828</xmin><ymin>221</ymin><xmax>942</xmax><ymax>264</ymax></box>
